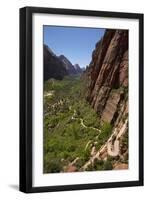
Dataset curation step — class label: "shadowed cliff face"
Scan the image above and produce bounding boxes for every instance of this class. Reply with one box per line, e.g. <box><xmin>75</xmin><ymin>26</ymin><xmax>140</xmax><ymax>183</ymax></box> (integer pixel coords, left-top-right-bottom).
<box><xmin>44</xmin><ymin>45</ymin><xmax>82</xmax><ymax>81</ymax></box>
<box><xmin>44</xmin><ymin>45</ymin><xmax>68</xmax><ymax>80</ymax></box>
<box><xmin>84</xmin><ymin>29</ymin><xmax>128</xmax><ymax>126</ymax></box>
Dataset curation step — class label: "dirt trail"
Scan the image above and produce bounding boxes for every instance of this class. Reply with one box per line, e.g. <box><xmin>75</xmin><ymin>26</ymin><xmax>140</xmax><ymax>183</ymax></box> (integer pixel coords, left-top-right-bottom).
<box><xmin>44</xmin><ymin>90</ymin><xmax>54</xmax><ymax>97</ymax></box>
<box><xmin>107</xmin><ymin>119</ymin><xmax>128</xmax><ymax>157</ymax></box>
<box><xmin>72</xmin><ymin>109</ymin><xmax>101</xmax><ymax>132</ymax></box>
<box><xmin>82</xmin><ymin>119</ymin><xmax>128</xmax><ymax>170</ymax></box>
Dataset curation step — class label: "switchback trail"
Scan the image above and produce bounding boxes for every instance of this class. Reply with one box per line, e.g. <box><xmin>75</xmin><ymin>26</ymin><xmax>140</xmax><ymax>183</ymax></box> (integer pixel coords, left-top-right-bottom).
<box><xmin>107</xmin><ymin>119</ymin><xmax>128</xmax><ymax>157</ymax></box>
<box><xmin>71</xmin><ymin>109</ymin><xmax>101</xmax><ymax>132</ymax></box>
<box><xmin>81</xmin><ymin>119</ymin><xmax>128</xmax><ymax>170</ymax></box>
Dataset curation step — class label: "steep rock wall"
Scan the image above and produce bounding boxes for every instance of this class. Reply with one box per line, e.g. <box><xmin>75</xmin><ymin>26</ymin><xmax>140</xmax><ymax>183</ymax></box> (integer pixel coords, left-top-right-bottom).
<box><xmin>84</xmin><ymin>29</ymin><xmax>128</xmax><ymax>126</ymax></box>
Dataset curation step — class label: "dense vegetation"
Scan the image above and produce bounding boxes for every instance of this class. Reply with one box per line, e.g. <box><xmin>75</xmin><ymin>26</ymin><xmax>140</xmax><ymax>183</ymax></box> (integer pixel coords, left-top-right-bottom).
<box><xmin>43</xmin><ymin>76</ymin><xmax>113</xmax><ymax>173</ymax></box>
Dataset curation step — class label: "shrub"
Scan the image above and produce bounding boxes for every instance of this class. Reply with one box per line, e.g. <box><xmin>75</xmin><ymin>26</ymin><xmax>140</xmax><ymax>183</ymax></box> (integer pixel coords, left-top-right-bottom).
<box><xmin>86</xmin><ymin>159</ymin><xmax>113</xmax><ymax>171</ymax></box>
<box><xmin>103</xmin><ymin>160</ymin><xmax>113</xmax><ymax>170</ymax></box>
<box><xmin>99</xmin><ymin>122</ymin><xmax>112</xmax><ymax>141</ymax></box>
<box><xmin>85</xmin><ymin>159</ymin><xmax>104</xmax><ymax>171</ymax></box>
<box><xmin>83</xmin><ymin>148</ymin><xmax>91</xmax><ymax>162</ymax></box>
<box><xmin>62</xmin><ymin>151</ymin><xmax>70</xmax><ymax>159</ymax></box>
<box><xmin>75</xmin><ymin>158</ymin><xmax>85</xmax><ymax>168</ymax></box>
<box><xmin>83</xmin><ymin>109</ymin><xmax>99</xmax><ymax>128</ymax></box>
<box><xmin>44</xmin><ymin>158</ymin><xmax>62</xmax><ymax>173</ymax></box>
<box><xmin>92</xmin><ymin>159</ymin><xmax>104</xmax><ymax>170</ymax></box>
<box><xmin>66</xmin><ymin>144</ymin><xmax>76</xmax><ymax>152</ymax></box>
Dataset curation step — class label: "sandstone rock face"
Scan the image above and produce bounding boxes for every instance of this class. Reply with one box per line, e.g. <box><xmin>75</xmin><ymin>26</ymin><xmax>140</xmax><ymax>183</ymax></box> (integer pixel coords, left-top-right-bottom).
<box><xmin>113</xmin><ymin>163</ymin><xmax>128</xmax><ymax>170</ymax></box>
<box><xmin>101</xmin><ymin>92</ymin><xmax>121</xmax><ymax>123</ymax></box>
<box><xmin>82</xmin><ymin>31</ymin><xmax>129</xmax><ymax>169</ymax></box>
<box><xmin>84</xmin><ymin>29</ymin><xmax>128</xmax><ymax>126</ymax></box>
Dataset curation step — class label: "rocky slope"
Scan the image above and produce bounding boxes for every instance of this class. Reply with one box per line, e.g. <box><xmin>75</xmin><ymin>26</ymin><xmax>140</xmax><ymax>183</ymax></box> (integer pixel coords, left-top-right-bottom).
<box><xmin>74</xmin><ymin>64</ymin><xmax>83</xmax><ymax>74</ymax></box>
<box><xmin>44</xmin><ymin>45</ymin><xmax>82</xmax><ymax>81</ymax></box>
<box><xmin>44</xmin><ymin>45</ymin><xmax>68</xmax><ymax>80</ymax></box>
<box><xmin>59</xmin><ymin>56</ymin><xmax>83</xmax><ymax>75</ymax></box>
<box><xmin>59</xmin><ymin>55</ymin><xmax>77</xmax><ymax>74</ymax></box>
<box><xmin>83</xmin><ymin>29</ymin><xmax>128</xmax><ymax>169</ymax></box>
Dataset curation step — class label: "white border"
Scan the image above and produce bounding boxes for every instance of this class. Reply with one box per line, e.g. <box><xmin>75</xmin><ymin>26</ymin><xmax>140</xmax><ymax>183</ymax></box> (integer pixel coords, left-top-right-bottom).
<box><xmin>32</xmin><ymin>13</ymin><xmax>139</xmax><ymax>187</ymax></box>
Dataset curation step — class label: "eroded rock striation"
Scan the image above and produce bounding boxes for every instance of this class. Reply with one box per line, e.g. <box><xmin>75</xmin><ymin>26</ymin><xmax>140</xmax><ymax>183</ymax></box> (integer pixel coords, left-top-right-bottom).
<box><xmin>84</xmin><ymin>29</ymin><xmax>128</xmax><ymax>126</ymax></box>
<box><xmin>81</xmin><ymin>29</ymin><xmax>129</xmax><ymax>169</ymax></box>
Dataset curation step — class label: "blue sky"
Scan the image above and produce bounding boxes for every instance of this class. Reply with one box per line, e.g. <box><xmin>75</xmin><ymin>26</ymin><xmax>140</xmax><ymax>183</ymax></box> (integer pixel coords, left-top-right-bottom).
<box><xmin>43</xmin><ymin>26</ymin><xmax>105</xmax><ymax>68</ymax></box>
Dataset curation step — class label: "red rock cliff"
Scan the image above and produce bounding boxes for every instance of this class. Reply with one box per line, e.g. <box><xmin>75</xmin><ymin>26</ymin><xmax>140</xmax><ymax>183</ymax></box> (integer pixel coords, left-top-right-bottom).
<box><xmin>84</xmin><ymin>29</ymin><xmax>128</xmax><ymax>126</ymax></box>
<box><xmin>81</xmin><ymin>29</ymin><xmax>129</xmax><ymax>169</ymax></box>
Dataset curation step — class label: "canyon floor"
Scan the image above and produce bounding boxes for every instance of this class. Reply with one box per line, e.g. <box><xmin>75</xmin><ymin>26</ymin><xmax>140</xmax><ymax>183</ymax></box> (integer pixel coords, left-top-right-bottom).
<box><xmin>43</xmin><ymin>75</ymin><xmax>128</xmax><ymax>173</ymax></box>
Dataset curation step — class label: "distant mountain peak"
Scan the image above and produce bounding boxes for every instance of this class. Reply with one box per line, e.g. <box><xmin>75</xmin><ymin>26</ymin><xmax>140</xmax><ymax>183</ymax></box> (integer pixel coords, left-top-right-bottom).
<box><xmin>44</xmin><ymin>44</ymin><xmax>83</xmax><ymax>81</ymax></box>
<box><xmin>74</xmin><ymin>64</ymin><xmax>83</xmax><ymax>74</ymax></box>
<box><xmin>74</xmin><ymin>64</ymin><xmax>80</xmax><ymax>70</ymax></box>
<box><xmin>59</xmin><ymin>55</ymin><xmax>73</xmax><ymax>69</ymax></box>
<box><xmin>44</xmin><ymin>44</ymin><xmax>67</xmax><ymax>80</ymax></box>
<box><xmin>59</xmin><ymin>55</ymin><xmax>82</xmax><ymax>75</ymax></box>
<box><xmin>44</xmin><ymin>44</ymin><xmax>56</xmax><ymax>57</ymax></box>
<box><xmin>59</xmin><ymin>54</ymin><xmax>67</xmax><ymax>59</ymax></box>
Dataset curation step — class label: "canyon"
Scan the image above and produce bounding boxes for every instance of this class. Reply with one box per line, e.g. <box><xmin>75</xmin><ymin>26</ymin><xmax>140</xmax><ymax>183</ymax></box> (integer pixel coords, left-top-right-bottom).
<box><xmin>43</xmin><ymin>29</ymin><xmax>129</xmax><ymax>173</ymax></box>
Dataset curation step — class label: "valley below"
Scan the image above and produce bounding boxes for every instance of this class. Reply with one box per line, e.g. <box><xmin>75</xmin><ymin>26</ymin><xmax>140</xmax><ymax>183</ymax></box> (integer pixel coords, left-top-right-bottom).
<box><xmin>43</xmin><ymin>75</ymin><xmax>128</xmax><ymax>173</ymax></box>
<box><xmin>43</xmin><ymin>29</ymin><xmax>129</xmax><ymax>173</ymax></box>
